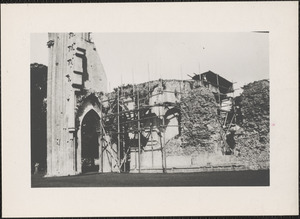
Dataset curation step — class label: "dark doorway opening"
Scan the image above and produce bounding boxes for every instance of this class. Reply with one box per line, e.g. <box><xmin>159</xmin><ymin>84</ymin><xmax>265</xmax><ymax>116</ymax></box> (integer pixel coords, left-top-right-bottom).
<box><xmin>81</xmin><ymin>110</ymin><xmax>100</xmax><ymax>173</ymax></box>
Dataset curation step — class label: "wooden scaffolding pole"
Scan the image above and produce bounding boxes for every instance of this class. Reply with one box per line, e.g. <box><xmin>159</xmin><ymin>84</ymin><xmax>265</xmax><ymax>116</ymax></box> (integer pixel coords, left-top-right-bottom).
<box><xmin>232</xmin><ymin>80</ymin><xmax>236</xmax><ymax>124</ymax></box>
<box><xmin>137</xmin><ymin>90</ymin><xmax>141</xmax><ymax>173</ymax></box>
<box><xmin>132</xmin><ymin>83</ymin><xmax>137</xmax><ymax>171</ymax></box>
<box><xmin>100</xmin><ymin>103</ymin><xmax>103</xmax><ymax>173</ymax></box>
<box><xmin>150</xmin><ymin>123</ymin><xmax>154</xmax><ymax>168</ymax></box>
<box><xmin>148</xmin><ymin>65</ymin><xmax>153</xmax><ymax>168</ymax></box>
<box><xmin>117</xmin><ymin>88</ymin><xmax>121</xmax><ymax>167</ymax></box>
<box><xmin>158</xmin><ymin>108</ymin><xmax>164</xmax><ymax>172</ymax></box>
<box><xmin>162</xmin><ymin>115</ymin><xmax>167</xmax><ymax>173</ymax></box>
<box><xmin>122</xmin><ymin>121</ymin><xmax>125</xmax><ymax>173</ymax></box>
<box><xmin>159</xmin><ymin>78</ymin><xmax>166</xmax><ymax>173</ymax></box>
<box><xmin>216</xmin><ymin>74</ymin><xmax>221</xmax><ymax>106</ymax></box>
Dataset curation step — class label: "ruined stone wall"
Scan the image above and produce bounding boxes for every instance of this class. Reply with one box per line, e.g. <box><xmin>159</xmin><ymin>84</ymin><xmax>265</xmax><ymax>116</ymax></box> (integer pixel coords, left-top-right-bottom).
<box><xmin>235</xmin><ymin>79</ymin><xmax>270</xmax><ymax>170</ymax></box>
<box><xmin>104</xmin><ymin>80</ymin><xmax>235</xmax><ymax>170</ymax></box>
<box><xmin>100</xmin><ymin>78</ymin><xmax>270</xmax><ymax>171</ymax></box>
<box><xmin>240</xmin><ymin>79</ymin><xmax>269</xmax><ymax>141</ymax></box>
<box><xmin>165</xmin><ymin>86</ymin><xmax>223</xmax><ymax>156</ymax></box>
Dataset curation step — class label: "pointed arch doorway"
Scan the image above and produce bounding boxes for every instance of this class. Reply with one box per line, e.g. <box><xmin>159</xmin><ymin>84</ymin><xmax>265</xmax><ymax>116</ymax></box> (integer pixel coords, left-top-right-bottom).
<box><xmin>81</xmin><ymin>109</ymin><xmax>100</xmax><ymax>173</ymax></box>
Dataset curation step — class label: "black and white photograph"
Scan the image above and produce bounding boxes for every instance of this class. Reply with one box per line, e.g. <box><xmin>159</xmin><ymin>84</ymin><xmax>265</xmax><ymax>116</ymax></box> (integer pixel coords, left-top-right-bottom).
<box><xmin>31</xmin><ymin>32</ymin><xmax>270</xmax><ymax>187</ymax></box>
<box><xmin>2</xmin><ymin>2</ymin><xmax>298</xmax><ymax>217</ymax></box>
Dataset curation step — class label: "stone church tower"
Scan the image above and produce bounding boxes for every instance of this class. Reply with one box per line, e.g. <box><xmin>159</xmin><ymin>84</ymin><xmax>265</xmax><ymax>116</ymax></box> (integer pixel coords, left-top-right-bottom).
<box><xmin>46</xmin><ymin>33</ymin><xmax>107</xmax><ymax>176</ymax></box>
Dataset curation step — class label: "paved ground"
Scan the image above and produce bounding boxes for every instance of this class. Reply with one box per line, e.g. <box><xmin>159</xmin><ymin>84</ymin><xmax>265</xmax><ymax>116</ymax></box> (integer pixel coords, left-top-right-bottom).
<box><xmin>32</xmin><ymin>170</ymin><xmax>269</xmax><ymax>187</ymax></box>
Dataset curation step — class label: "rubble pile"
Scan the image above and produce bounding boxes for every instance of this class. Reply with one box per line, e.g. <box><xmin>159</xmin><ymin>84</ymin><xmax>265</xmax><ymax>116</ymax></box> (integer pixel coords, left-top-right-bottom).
<box><xmin>235</xmin><ymin>79</ymin><xmax>270</xmax><ymax>169</ymax></box>
<box><xmin>235</xmin><ymin>133</ymin><xmax>269</xmax><ymax>169</ymax></box>
<box><xmin>179</xmin><ymin>86</ymin><xmax>222</xmax><ymax>153</ymax></box>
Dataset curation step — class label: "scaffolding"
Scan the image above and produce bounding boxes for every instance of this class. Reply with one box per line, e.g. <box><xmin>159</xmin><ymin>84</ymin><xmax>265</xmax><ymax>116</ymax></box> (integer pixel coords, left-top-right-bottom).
<box><xmin>97</xmin><ymin>76</ymin><xmax>238</xmax><ymax>173</ymax></box>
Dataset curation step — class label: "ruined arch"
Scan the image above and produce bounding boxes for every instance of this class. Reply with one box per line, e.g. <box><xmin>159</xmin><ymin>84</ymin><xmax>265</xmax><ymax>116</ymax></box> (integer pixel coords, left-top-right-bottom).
<box><xmin>76</xmin><ymin>97</ymin><xmax>102</xmax><ymax>174</ymax></box>
<box><xmin>164</xmin><ymin>107</ymin><xmax>182</xmax><ymax>142</ymax></box>
<box><xmin>81</xmin><ymin>109</ymin><xmax>100</xmax><ymax>173</ymax></box>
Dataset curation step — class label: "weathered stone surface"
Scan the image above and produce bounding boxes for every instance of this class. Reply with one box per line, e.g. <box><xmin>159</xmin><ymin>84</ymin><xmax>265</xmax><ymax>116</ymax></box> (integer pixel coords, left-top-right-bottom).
<box><xmin>179</xmin><ymin>86</ymin><xmax>222</xmax><ymax>153</ymax></box>
<box><xmin>240</xmin><ymin>79</ymin><xmax>269</xmax><ymax>140</ymax></box>
<box><xmin>46</xmin><ymin>33</ymin><xmax>107</xmax><ymax>177</ymax></box>
<box><xmin>235</xmin><ymin>79</ymin><xmax>270</xmax><ymax>170</ymax></box>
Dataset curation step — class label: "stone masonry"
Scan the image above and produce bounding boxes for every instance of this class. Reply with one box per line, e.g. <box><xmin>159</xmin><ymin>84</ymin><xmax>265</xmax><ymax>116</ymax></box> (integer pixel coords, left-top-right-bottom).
<box><xmin>46</xmin><ymin>33</ymin><xmax>107</xmax><ymax>176</ymax></box>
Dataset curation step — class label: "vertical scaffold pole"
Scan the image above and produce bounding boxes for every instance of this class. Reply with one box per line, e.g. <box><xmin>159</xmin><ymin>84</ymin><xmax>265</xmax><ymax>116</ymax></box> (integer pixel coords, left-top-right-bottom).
<box><xmin>216</xmin><ymin>74</ymin><xmax>221</xmax><ymax>107</ymax></box>
<box><xmin>150</xmin><ymin>123</ymin><xmax>154</xmax><ymax>168</ymax></box>
<box><xmin>232</xmin><ymin>80</ymin><xmax>236</xmax><ymax>124</ymax></box>
<box><xmin>159</xmin><ymin>79</ymin><xmax>166</xmax><ymax>173</ymax></box>
<box><xmin>148</xmin><ymin>65</ymin><xmax>150</xmax><ymax>104</ymax></box>
<box><xmin>148</xmin><ymin>65</ymin><xmax>153</xmax><ymax>168</ymax></box>
<box><xmin>159</xmin><ymin>108</ymin><xmax>166</xmax><ymax>173</ymax></box>
<box><xmin>117</xmin><ymin>88</ymin><xmax>121</xmax><ymax>169</ymax></box>
<box><xmin>159</xmin><ymin>108</ymin><xmax>164</xmax><ymax>172</ymax></box>
<box><xmin>180</xmin><ymin>78</ymin><xmax>182</xmax><ymax>98</ymax></box>
<box><xmin>137</xmin><ymin>90</ymin><xmax>141</xmax><ymax>173</ymax></box>
<box><xmin>132</xmin><ymin>82</ymin><xmax>137</xmax><ymax>171</ymax></box>
<box><xmin>162</xmin><ymin>115</ymin><xmax>167</xmax><ymax>173</ymax></box>
<box><xmin>100</xmin><ymin>103</ymin><xmax>103</xmax><ymax>173</ymax></box>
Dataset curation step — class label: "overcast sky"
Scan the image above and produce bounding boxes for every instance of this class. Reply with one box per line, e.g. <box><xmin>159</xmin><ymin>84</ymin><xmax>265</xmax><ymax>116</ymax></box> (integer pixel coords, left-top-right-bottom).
<box><xmin>31</xmin><ymin>32</ymin><xmax>269</xmax><ymax>94</ymax></box>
